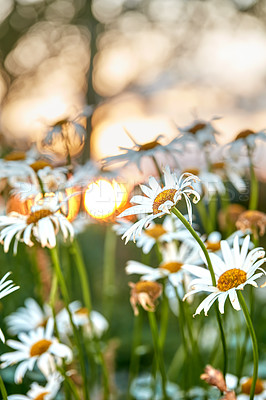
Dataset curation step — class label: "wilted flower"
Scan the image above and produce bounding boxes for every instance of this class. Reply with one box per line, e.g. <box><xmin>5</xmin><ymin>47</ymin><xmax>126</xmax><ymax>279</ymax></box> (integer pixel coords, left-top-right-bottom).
<box><xmin>200</xmin><ymin>365</ymin><xmax>227</xmax><ymax>392</ymax></box>
<box><xmin>236</xmin><ymin>210</ymin><xmax>266</xmax><ymax>239</ymax></box>
<box><xmin>129</xmin><ymin>281</ymin><xmax>162</xmax><ymax>315</ymax></box>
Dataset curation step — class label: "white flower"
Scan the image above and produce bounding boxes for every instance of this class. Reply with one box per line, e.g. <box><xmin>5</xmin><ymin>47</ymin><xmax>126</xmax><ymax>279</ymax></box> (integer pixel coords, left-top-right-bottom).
<box><xmin>225</xmin><ymin>374</ymin><xmax>266</xmax><ymax>400</ymax></box>
<box><xmin>114</xmin><ymin>215</ymin><xmax>194</xmax><ymax>254</ymax></box>
<box><xmin>183</xmin><ymin>235</ymin><xmax>266</xmax><ymax>316</ymax></box>
<box><xmin>1</xmin><ymin>318</ymin><xmax>72</xmax><ymax>384</ymax></box>
<box><xmin>11</xmin><ymin>166</ymin><xmax>68</xmax><ymax>201</ymax></box>
<box><xmin>102</xmin><ymin>134</ymin><xmax>180</xmax><ymax>171</ymax></box>
<box><xmin>0</xmin><ymin>272</ymin><xmax>20</xmax><ymax>342</ymax></box>
<box><xmin>8</xmin><ymin>371</ymin><xmax>63</xmax><ymax>400</ymax></box>
<box><xmin>118</xmin><ymin>166</ymin><xmax>200</xmax><ymax>244</ymax></box>
<box><xmin>6</xmin><ymin>298</ymin><xmax>52</xmax><ymax>335</ymax></box>
<box><xmin>177</xmin><ymin>118</ymin><xmax>220</xmax><ymax>147</ymax></box>
<box><xmin>56</xmin><ymin>301</ymin><xmax>108</xmax><ymax>341</ymax></box>
<box><xmin>126</xmin><ymin>241</ymin><xmax>200</xmax><ymax>285</ymax></box>
<box><xmin>229</xmin><ymin>128</ymin><xmax>266</xmax><ymax>154</ymax></box>
<box><xmin>0</xmin><ymin>196</ymin><xmax>74</xmax><ymax>254</ymax></box>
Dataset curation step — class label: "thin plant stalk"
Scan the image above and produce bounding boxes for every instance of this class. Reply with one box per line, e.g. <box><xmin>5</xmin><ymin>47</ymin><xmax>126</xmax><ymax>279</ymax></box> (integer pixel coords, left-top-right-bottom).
<box><xmin>238</xmin><ymin>291</ymin><xmax>259</xmax><ymax>400</ymax></box>
<box><xmin>127</xmin><ymin>310</ymin><xmax>144</xmax><ymax>399</ymax></box>
<box><xmin>159</xmin><ymin>284</ymin><xmax>169</xmax><ymax>349</ymax></box>
<box><xmin>68</xmin><ymin>240</ymin><xmax>110</xmax><ymax>399</ymax></box>
<box><xmin>49</xmin><ymin>247</ymin><xmax>90</xmax><ymax>400</ymax></box>
<box><xmin>171</xmin><ymin>206</ymin><xmax>227</xmax><ymax>378</ymax></box>
<box><xmin>57</xmin><ymin>366</ymin><xmax>80</xmax><ymax>400</ymax></box>
<box><xmin>248</xmin><ymin>148</ymin><xmax>259</xmax><ymax>210</ymax></box>
<box><xmin>195</xmin><ymin>200</ymin><xmax>212</xmax><ymax>234</ymax></box>
<box><xmin>148</xmin><ymin>311</ymin><xmax>169</xmax><ymax>399</ymax></box>
<box><xmin>152</xmin><ymin>155</ymin><xmax>163</xmax><ymax>184</ymax></box>
<box><xmin>0</xmin><ymin>376</ymin><xmax>7</xmax><ymax>400</ymax></box>
<box><xmin>69</xmin><ymin>238</ymin><xmax>92</xmax><ymax>311</ymax></box>
<box><xmin>103</xmin><ymin>225</ymin><xmax>117</xmax><ymax>319</ymax></box>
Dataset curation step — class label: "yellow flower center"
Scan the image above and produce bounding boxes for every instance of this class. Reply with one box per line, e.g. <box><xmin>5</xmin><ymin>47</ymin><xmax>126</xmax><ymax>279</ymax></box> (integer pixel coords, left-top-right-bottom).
<box><xmin>205</xmin><ymin>241</ymin><xmax>221</xmax><ymax>252</ymax></box>
<box><xmin>145</xmin><ymin>224</ymin><xmax>167</xmax><ymax>239</ymax></box>
<box><xmin>27</xmin><ymin>209</ymin><xmax>53</xmax><ymax>225</ymax></box>
<box><xmin>4</xmin><ymin>151</ymin><xmax>26</xmax><ymax>161</ymax></box>
<box><xmin>212</xmin><ymin>162</ymin><xmax>225</xmax><ymax>170</ymax></box>
<box><xmin>184</xmin><ymin>168</ymin><xmax>200</xmax><ymax>176</ymax></box>
<box><xmin>138</xmin><ymin>140</ymin><xmax>160</xmax><ymax>151</ymax></box>
<box><xmin>75</xmin><ymin>307</ymin><xmax>89</xmax><ymax>316</ymax></box>
<box><xmin>33</xmin><ymin>392</ymin><xmax>49</xmax><ymax>400</ymax></box>
<box><xmin>235</xmin><ymin>129</ymin><xmax>254</xmax><ymax>141</ymax></box>
<box><xmin>188</xmin><ymin>123</ymin><xmax>206</xmax><ymax>134</ymax></box>
<box><xmin>160</xmin><ymin>261</ymin><xmax>183</xmax><ymax>273</ymax></box>
<box><xmin>135</xmin><ymin>281</ymin><xmax>162</xmax><ymax>297</ymax></box>
<box><xmin>153</xmin><ymin>189</ymin><xmax>178</xmax><ymax>215</ymax></box>
<box><xmin>241</xmin><ymin>378</ymin><xmax>264</xmax><ymax>395</ymax></box>
<box><xmin>217</xmin><ymin>268</ymin><xmax>246</xmax><ymax>292</ymax></box>
<box><xmin>30</xmin><ymin>339</ymin><xmax>52</xmax><ymax>357</ymax></box>
<box><xmin>30</xmin><ymin>160</ymin><xmax>52</xmax><ymax>172</ymax></box>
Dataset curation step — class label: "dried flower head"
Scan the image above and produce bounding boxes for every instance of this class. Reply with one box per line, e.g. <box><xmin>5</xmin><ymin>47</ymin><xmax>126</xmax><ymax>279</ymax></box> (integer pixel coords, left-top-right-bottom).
<box><xmin>236</xmin><ymin>210</ymin><xmax>266</xmax><ymax>239</ymax></box>
<box><xmin>200</xmin><ymin>365</ymin><xmax>227</xmax><ymax>392</ymax></box>
<box><xmin>129</xmin><ymin>281</ymin><xmax>162</xmax><ymax>315</ymax></box>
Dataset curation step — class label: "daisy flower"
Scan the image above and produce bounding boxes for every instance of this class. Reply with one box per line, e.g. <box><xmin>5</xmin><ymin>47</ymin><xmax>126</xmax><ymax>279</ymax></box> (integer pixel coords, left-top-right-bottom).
<box><xmin>8</xmin><ymin>371</ymin><xmax>63</xmax><ymax>400</ymax></box>
<box><xmin>0</xmin><ymin>318</ymin><xmax>72</xmax><ymax>384</ymax></box>
<box><xmin>177</xmin><ymin>117</ymin><xmax>220</xmax><ymax>148</ymax></box>
<box><xmin>118</xmin><ymin>166</ymin><xmax>200</xmax><ymax>244</ymax></box>
<box><xmin>183</xmin><ymin>235</ymin><xmax>266</xmax><ymax>316</ymax></box>
<box><xmin>0</xmin><ymin>196</ymin><xmax>74</xmax><ymax>254</ymax></box>
<box><xmin>226</xmin><ymin>375</ymin><xmax>266</xmax><ymax>400</ymax></box>
<box><xmin>0</xmin><ymin>272</ymin><xmax>20</xmax><ymax>342</ymax></box>
<box><xmin>230</xmin><ymin>128</ymin><xmax>266</xmax><ymax>154</ymax></box>
<box><xmin>126</xmin><ymin>241</ymin><xmax>200</xmax><ymax>286</ymax></box>
<box><xmin>6</xmin><ymin>298</ymin><xmax>52</xmax><ymax>335</ymax></box>
<box><xmin>101</xmin><ymin>133</ymin><xmax>180</xmax><ymax>171</ymax></box>
<box><xmin>56</xmin><ymin>301</ymin><xmax>108</xmax><ymax>341</ymax></box>
<box><xmin>182</xmin><ymin>167</ymin><xmax>226</xmax><ymax>197</ymax></box>
<box><xmin>211</xmin><ymin>157</ymin><xmax>247</xmax><ymax>193</ymax></box>
<box><xmin>114</xmin><ymin>215</ymin><xmax>194</xmax><ymax>254</ymax></box>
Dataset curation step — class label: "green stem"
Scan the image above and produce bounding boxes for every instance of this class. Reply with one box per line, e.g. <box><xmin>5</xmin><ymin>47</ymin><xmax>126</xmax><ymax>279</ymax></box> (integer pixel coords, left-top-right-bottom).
<box><xmin>148</xmin><ymin>312</ymin><xmax>169</xmax><ymax>399</ymax></box>
<box><xmin>171</xmin><ymin>206</ymin><xmax>227</xmax><ymax>377</ymax></box>
<box><xmin>28</xmin><ymin>247</ymin><xmax>43</xmax><ymax>304</ymax></box>
<box><xmin>128</xmin><ymin>310</ymin><xmax>143</xmax><ymax>398</ymax></box>
<box><xmin>0</xmin><ymin>376</ymin><xmax>7</xmax><ymax>400</ymax></box>
<box><xmin>238</xmin><ymin>291</ymin><xmax>259</xmax><ymax>400</ymax></box>
<box><xmin>208</xmin><ymin>193</ymin><xmax>217</xmax><ymax>232</ymax></box>
<box><xmin>248</xmin><ymin>149</ymin><xmax>259</xmax><ymax>210</ymax></box>
<box><xmin>159</xmin><ymin>285</ymin><xmax>169</xmax><ymax>349</ymax></box>
<box><xmin>57</xmin><ymin>366</ymin><xmax>80</xmax><ymax>400</ymax></box>
<box><xmin>152</xmin><ymin>155</ymin><xmax>163</xmax><ymax>184</ymax></box>
<box><xmin>49</xmin><ymin>247</ymin><xmax>90</xmax><ymax>400</ymax></box>
<box><xmin>195</xmin><ymin>200</ymin><xmax>212</xmax><ymax>234</ymax></box>
<box><xmin>103</xmin><ymin>225</ymin><xmax>117</xmax><ymax>318</ymax></box>
<box><xmin>69</xmin><ymin>239</ymin><xmax>92</xmax><ymax>311</ymax></box>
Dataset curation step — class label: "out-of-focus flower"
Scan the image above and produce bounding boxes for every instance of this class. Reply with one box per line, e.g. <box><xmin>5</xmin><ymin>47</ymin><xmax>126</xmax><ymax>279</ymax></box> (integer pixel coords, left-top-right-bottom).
<box><xmin>211</xmin><ymin>158</ymin><xmax>247</xmax><ymax>193</ymax></box>
<box><xmin>129</xmin><ymin>281</ymin><xmax>162</xmax><ymax>316</ymax></box>
<box><xmin>5</xmin><ymin>298</ymin><xmax>52</xmax><ymax>335</ymax></box>
<box><xmin>236</xmin><ymin>210</ymin><xmax>266</xmax><ymax>239</ymax></box>
<box><xmin>183</xmin><ymin>167</ymin><xmax>226</xmax><ymax>197</ymax></box>
<box><xmin>0</xmin><ymin>196</ymin><xmax>74</xmax><ymax>254</ymax></box>
<box><xmin>114</xmin><ymin>215</ymin><xmax>194</xmax><ymax>254</ymax></box>
<box><xmin>218</xmin><ymin>204</ymin><xmax>246</xmax><ymax>233</ymax></box>
<box><xmin>225</xmin><ymin>374</ymin><xmax>266</xmax><ymax>400</ymax></box>
<box><xmin>118</xmin><ymin>166</ymin><xmax>200</xmax><ymax>243</ymax></box>
<box><xmin>183</xmin><ymin>235</ymin><xmax>266</xmax><ymax>316</ymax></box>
<box><xmin>102</xmin><ymin>133</ymin><xmax>180</xmax><ymax>171</ymax></box>
<box><xmin>178</xmin><ymin>118</ymin><xmax>220</xmax><ymax>147</ymax></box>
<box><xmin>7</xmin><ymin>371</ymin><xmax>63</xmax><ymax>400</ymax></box>
<box><xmin>56</xmin><ymin>301</ymin><xmax>108</xmax><ymax>341</ymax></box>
<box><xmin>0</xmin><ymin>272</ymin><xmax>20</xmax><ymax>342</ymax></box>
<box><xmin>1</xmin><ymin>318</ymin><xmax>72</xmax><ymax>383</ymax></box>
<box><xmin>230</xmin><ymin>129</ymin><xmax>266</xmax><ymax>154</ymax></box>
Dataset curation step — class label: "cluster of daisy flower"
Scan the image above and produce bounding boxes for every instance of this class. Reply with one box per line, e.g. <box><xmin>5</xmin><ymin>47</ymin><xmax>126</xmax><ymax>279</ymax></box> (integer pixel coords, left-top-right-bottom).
<box><xmin>0</xmin><ymin>115</ymin><xmax>266</xmax><ymax>399</ymax></box>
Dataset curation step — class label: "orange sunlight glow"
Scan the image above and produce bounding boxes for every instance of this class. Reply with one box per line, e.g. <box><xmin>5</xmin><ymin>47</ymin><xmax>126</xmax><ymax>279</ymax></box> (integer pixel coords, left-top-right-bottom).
<box><xmin>84</xmin><ymin>179</ymin><xmax>128</xmax><ymax>220</ymax></box>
